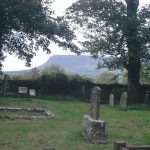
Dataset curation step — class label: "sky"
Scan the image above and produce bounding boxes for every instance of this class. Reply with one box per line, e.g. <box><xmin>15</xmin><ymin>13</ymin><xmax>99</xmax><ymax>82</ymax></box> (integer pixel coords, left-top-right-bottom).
<box><xmin>3</xmin><ymin>0</ymin><xmax>150</xmax><ymax>71</ymax></box>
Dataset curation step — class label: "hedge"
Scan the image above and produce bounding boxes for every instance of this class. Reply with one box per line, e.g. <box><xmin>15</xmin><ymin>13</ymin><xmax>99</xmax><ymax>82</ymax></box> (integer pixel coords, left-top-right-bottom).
<box><xmin>0</xmin><ymin>78</ymin><xmax>149</xmax><ymax>103</ymax></box>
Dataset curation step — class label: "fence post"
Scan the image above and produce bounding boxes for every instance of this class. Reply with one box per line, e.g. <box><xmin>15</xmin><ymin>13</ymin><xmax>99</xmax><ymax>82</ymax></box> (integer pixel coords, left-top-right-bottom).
<box><xmin>114</xmin><ymin>141</ymin><xmax>126</xmax><ymax>150</ymax></box>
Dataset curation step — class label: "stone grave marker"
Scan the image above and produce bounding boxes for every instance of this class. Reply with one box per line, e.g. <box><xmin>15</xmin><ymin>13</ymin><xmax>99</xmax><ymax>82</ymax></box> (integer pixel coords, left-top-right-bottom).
<box><xmin>82</xmin><ymin>86</ymin><xmax>105</xmax><ymax>141</ymax></box>
<box><xmin>90</xmin><ymin>86</ymin><xmax>101</xmax><ymax>119</ymax></box>
<box><xmin>109</xmin><ymin>93</ymin><xmax>114</xmax><ymax>107</ymax></box>
<box><xmin>144</xmin><ymin>91</ymin><xmax>149</xmax><ymax>105</ymax></box>
<box><xmin>119</xmin><ymin>92</ymin><xmax>127</xmax><ymax>110</ymax></box>
<box><xmin>29</xmin><ymin>89</ymin><xmax>36</xmax><ymax>96</ymax></box>
<box><xmin>144</xmin><ymin>94</ymin><xmax>149</xmax><ymax>104</ymax></box>
<box><xmin>81</xmin><ymin>85</ymin><xmax>85</xmax><ymax>98</ymax></box>
<box><xmin>18</xmin><ymin>87</ymin><xmax>27</xmax><ymax>94</ymax></box>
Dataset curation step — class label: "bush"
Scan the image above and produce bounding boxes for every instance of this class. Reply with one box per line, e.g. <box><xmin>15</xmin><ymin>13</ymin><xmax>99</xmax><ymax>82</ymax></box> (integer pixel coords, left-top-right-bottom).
<box><xmin>2</xmin><ymin>77</ymin><xmax>150</xmax><ymax>104</ymax></box>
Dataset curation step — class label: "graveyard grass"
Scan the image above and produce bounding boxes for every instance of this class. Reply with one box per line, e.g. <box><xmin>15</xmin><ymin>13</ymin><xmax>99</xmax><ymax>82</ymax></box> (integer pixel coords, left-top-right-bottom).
<box><xmin>0</xmin><ymin>97</ymin><xmax>150</xmax><ymax>150</ymax></box>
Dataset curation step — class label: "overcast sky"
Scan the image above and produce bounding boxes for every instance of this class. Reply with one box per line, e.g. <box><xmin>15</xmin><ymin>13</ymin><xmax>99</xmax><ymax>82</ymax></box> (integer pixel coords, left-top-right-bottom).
<box><xmin>3</xmin><ymin>0</ymin><xmax>150</xmax><ymax>71</ymax></box>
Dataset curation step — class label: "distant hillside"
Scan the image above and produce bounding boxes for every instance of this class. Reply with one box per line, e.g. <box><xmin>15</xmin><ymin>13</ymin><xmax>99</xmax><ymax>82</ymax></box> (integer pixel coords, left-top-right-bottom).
<box><xmin>38</xmin><ymin>55</ymin><xmax>107</xmax><ymax>77</ymax></box>
<box><xmin>5</xmin><ymin>55</ymin><xmax>117</xmax><ymax>77</ymax></box>
<box><xmin>5</xmin><ymin>70</ymin><xmax>31</xmax><ymax>75</ymax></box>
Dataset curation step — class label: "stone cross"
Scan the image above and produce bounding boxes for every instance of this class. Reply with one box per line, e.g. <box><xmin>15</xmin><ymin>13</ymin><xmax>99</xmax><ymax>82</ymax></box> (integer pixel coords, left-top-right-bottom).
<box><xmin>119</xmin><ymin>92</ymin><xmax>127</xmax><ymax>110</ymax></box>
<box><xmin>90</xmin><ymin>86</ymin><xmax>101</xmax><ymax>120</ymax></box>
<box><xmin>109</xmin><ymin>93</ymin><xmax>114</xmax><ymax>107</ymax></box>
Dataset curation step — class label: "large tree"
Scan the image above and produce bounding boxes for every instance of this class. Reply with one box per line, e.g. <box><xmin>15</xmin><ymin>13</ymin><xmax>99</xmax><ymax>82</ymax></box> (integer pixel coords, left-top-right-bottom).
<box><xmin>0</xmin><ymin>0</ymin><xmax>77</xmax><ymax>71</ymax></box>
<box><xmin>66</xmin><ymin>0</ymin><xmax>150</xmax><ymax>103</ymax></box>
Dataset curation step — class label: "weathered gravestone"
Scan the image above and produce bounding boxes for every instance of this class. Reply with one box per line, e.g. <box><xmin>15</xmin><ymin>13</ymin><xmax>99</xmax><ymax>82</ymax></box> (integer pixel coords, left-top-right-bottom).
<box><xmin>82</xmin><ymin>85</ymin><xmax>85</xmax><ymax>98</ymax></box>
<box><xmin>18</xmin><ymin>87</ymin><xmax>28</xmax><ymax>100</ymax></box>
<box><xmin>144</xmin><ymin>93</ymin><xmax>149</xmax><ymax>104</ymax></box>
<box><xmin>109</xmin><ymin>93</ymin><xmax>114</xmax><ymax>107</ymax></box>
<box><xmin>29</xmin><ymin>89</ymin><xmax>36</xmax><ymax>96</ymax></box>
<box><xmin>82</xmin><ymin>86</ymin><xmax>105</xmax><ymax>141</ymax></box>
<box><xmin>119</xmin><ymin>92</ymin><xmax>127</xmax><ymax>110</ymax></box>
<box><xmin>18</xmin><ymin>87</ymin><xmax>27</xmax><ymax>94</ymax></box>
<box><xmin>90</xmin><ymin>86</ymin><xmax>101</xmax><ymax>119</ymax></box>
<box><xmin>144</xmin><ymin>91</ymin><xmax>149</xmax><ymax>105</ymax></box>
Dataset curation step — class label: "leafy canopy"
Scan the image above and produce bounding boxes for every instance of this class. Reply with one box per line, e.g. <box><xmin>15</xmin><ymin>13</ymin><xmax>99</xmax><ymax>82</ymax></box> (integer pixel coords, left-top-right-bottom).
<box><xmin>0</xmin><ymin>0</ymin><xmax>77</xmax><ymax>70</ymax></box>
<box><xmin>66</xmin><ymin>0</ymin><xmax>150</xmax><ymax>70</ymax></box>
<box><xmin>95</xmin><ymin>72</ymin><xmax>118</xmax><ymax>84</ymax></box>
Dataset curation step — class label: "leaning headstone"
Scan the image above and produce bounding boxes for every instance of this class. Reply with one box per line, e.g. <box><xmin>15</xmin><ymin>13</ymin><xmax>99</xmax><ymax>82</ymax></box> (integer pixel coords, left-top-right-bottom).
<box><xmin>109</xmin><ymin>93</ymin><xmax>114</xmax><ymax>107</ymax></box>
<box><xmin>119</xmin><ymin>92</ymin><xmax>127</xmax><ymax>110</ymax></box>
<box><xmin>29</xmin><ymin>89</ymin><xmax>36</xmax><ymax>96</ymax></box>
<box><xmin>82</xmin><ymin>86</ymin><xmax>105</xmax><ymax>141</ymax></box>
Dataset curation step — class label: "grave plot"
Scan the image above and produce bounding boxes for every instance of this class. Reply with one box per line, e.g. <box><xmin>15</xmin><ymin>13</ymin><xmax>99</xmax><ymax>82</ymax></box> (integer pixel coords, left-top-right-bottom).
<box><xmin>0</xmin><ymin>98</ymin><xmax>54</xmax><ymax>120</ymax></box>
<box><xmin>82</xmin><ymin>86</ymin><xmax>106</xmax><ymax>142</ymax></box>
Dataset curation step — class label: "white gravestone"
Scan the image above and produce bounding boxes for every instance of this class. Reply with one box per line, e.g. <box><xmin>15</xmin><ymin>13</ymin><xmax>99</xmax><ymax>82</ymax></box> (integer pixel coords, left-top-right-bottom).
<box><xmin>119</xmin><ymin>92</ymin><xmax>127</xmax><ymax>110</ymax></box>
<box><xmin>29</xmin><ymin>89</ymin><xmax>36</xmax><ymax>96</ymax></box>
<box><xmin>109</xmin><ymin>93</ymin><xmax>114</xmax><ymax>107</ymax></box>
<box><xmin>18</xmin><ymin>87</ymin><xmax>27</xmax><ymax>94</ymax></box>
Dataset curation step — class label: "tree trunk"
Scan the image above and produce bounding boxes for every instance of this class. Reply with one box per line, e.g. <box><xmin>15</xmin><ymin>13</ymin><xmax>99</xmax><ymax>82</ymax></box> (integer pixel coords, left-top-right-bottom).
<box><xmin>126</xmin><ymin>0</ymin><xmax>141</xmax><ymax>104</ymax></box>
<box><xmin>128</xmin><ymin>60</ymin><xmax>141</xmax><ymax>104</ymax></box>
<box><xmin>0</xmin><ymin>31</ymin><xmax>5</xmax><ymax>72</ymax></box>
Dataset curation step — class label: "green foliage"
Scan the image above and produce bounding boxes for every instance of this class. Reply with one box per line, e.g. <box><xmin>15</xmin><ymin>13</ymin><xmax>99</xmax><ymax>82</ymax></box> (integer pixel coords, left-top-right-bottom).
<box><xmin>10</xmin><ymin>65</ymin><xmax>65</xmax><ymax>80</ymax></box>
<box><xmin>9</xmin><ymin>68</ymin><xmax>41</xmax><ymax>80</ymax></box>
<box><xmin>66</xmin><ymin>0</ymin><xmax>150</xmax><ymax>70</ymax></box>
<box><xmin>39</xmin><ymin>72</ymin><xmax>69</xmax><ymax>95</ymax></box>
<box><xmin>95</xmin><ymin>72</ymin><xmax>119</xmax><ymax>84</ymax></box>
<box><xmin>28</xmin><ymin>67</ymin><xmax>41</xmax><ymax>80</ymax></box>
<box><xmin>8</xmin><ymin>79</ymin><xmax>40</xmax><ymax>94</ymax></box>
<box><xmin>0</xmin><ymin>0</ymin><xmax>77</xmax><ymax>70</ymax></box>
<box><xmin>140</xmin><ymin>67</ymin><xmax>150</xmax><ymax>84</ymax></box>
<box><xmin>41</xmin><ymin>64</ymin><xmax>65</xmax><ymax>76</ymax></box>
<box><xmin>66</xmin><ymin>0</ymin><xmax>150</xmax><ymax>103</ymax></box>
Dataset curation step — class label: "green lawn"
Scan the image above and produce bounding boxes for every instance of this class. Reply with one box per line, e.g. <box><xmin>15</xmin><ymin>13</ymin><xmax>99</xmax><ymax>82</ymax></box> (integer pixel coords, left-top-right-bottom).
<box><xmin>0</xmin><ymin>97</ymin><xmax>150</xmax><ymax>150</ymax></box>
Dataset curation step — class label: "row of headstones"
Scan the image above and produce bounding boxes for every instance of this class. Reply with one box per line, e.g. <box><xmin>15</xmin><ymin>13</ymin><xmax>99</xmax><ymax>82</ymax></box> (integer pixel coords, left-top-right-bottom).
<box><xmin>83</xmin><ymin>86</ymin><xmax>150</xmax><ymax>142</ymax></box>
<box><xmin>18</xmin><ymin>87</ymin><xmax>36</xmax><ymax>96</ymax></box>
<box><xmin>82</xmin><ymin>87</ymin><xmax>128</xmax><ymax>141</ymax></box>
<box><xmin>109</xmin><ymin>92</ymin><xmax>127</xmax><ymax>110</ymax></box>
<box><xmin>109</xmin><ymin>92</ymin><xmax>150</xmax><ymax>109</ymax></box>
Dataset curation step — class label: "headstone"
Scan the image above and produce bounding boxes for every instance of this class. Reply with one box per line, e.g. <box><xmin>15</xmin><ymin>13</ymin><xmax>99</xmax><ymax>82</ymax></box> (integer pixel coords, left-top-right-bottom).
<box><xmin>119</xmin><ymin>92</ymin><xmax>127</xmax><ymax>110</ymax></box>
<box><xmin>29</xmin><ymin>89</ymin><xmax>36</xmax><ymax>96</ymax></box>
<box><xmin>81</xmin><ymin>85</ymin><xmax>85</xmax><ymax>98</ymax></box>
<box><xmin>18</xmin><ymin>87</ymin><xmax>27</xmax><ymax>94</ymax></box>
<box><xmin>82</xmin><ymin>86</ymin><xmax>105</xmax><ymax>141</ymax></box>
<box><xmin>109</xmin><ymin>93</ymin><xmax>114</xmax><ymax>107</ymax></box>
<box><xmin>144</xmin><ymin>91</ymin><xmax>150</xmax><ymax>105</ymax></box>
<box><xmin>90</xmin><ymin>86</ymin><xmax>101</xmax><ymax>120</ymax></box>
<box><xmin>144</xmin><ymin>94</ymin><xmax>149</xmax><ymax>104</ymax></box>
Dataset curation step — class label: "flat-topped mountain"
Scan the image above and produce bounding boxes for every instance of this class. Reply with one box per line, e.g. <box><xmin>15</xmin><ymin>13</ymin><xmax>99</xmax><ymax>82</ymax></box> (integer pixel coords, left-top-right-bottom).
<box><xmin>5</xmin><ymin>55</ymin><xmax>110</xmax><ymax>77</ymax></box>
<box><xmin>38</xmin><ymin>55</ymin><xmax>107</xmax><ymax>77</ymax></box>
